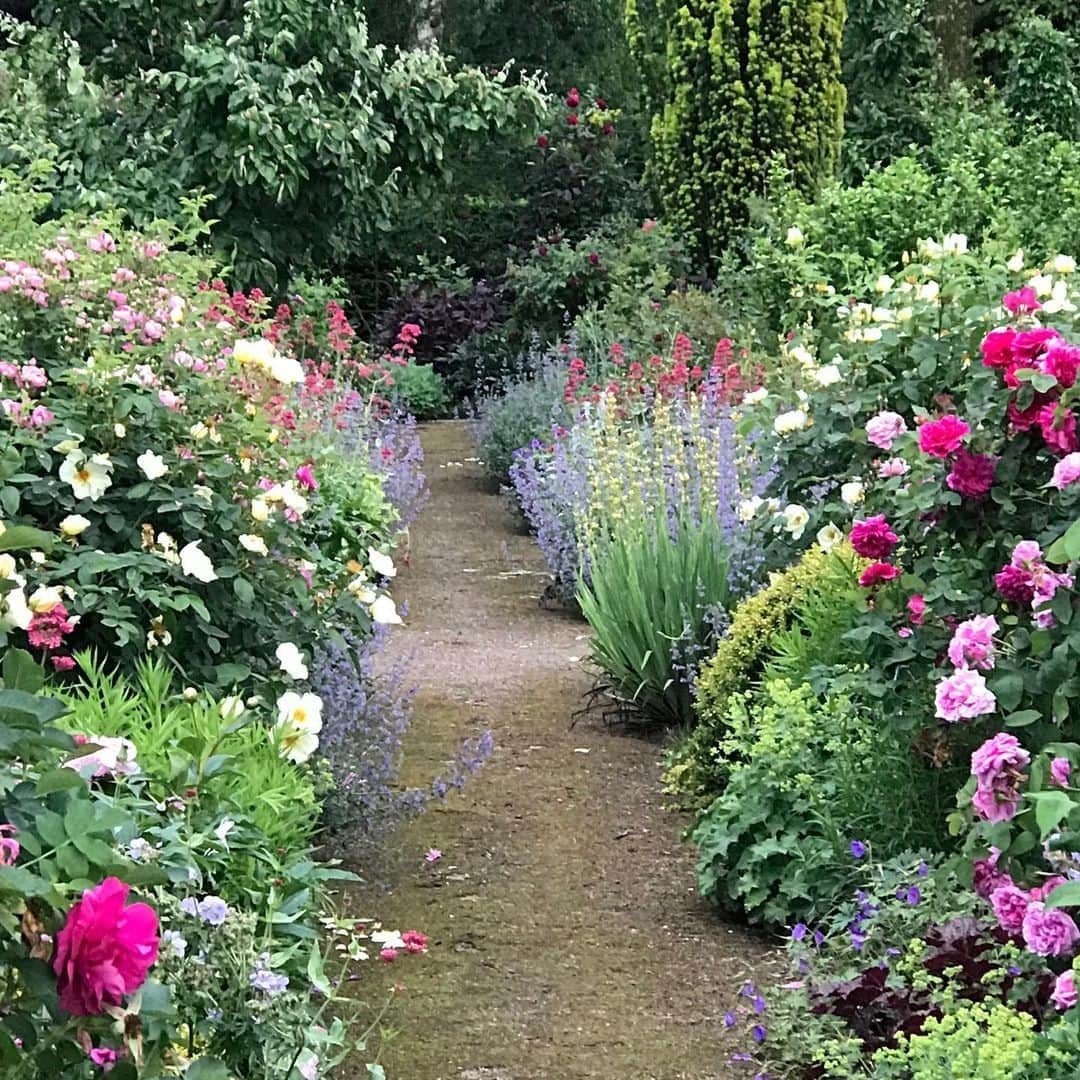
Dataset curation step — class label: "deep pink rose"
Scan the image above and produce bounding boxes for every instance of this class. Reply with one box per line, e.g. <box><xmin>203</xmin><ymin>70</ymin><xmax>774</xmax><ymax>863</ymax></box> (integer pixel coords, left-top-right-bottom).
<box><xmin>849</xmin><ymin>516</ymin><xmax>899</xmax><ymax>559</ymax></box>
<box><xmin>1022</xmin><ymin>902</ymin><xmax>1080</xmax><ymax>957</ymax></box>
<box><xmin>1042</xmin><ymin>342</ymin><xmax>1080</xmax><ymax>389</ymax></box>
<box><xmin>981</xmin><ymin>326</ymin><xmax>1017</xmax><ymax>370</ymax></box>
<box><xmin>1039</xmin><ymin>403</ymin><xmax>1079</xmax><ymax>456</ymax></box>
<box><xmin>918</xmin><ymin>415</ymin><xmax>970</xmax><ymax>458</ymax></box>
<box><xmin>995</xmin><ymin>564</ymin><xmax>1036</xmax><ymax>606</ymax></box>
<box><xmin>858</xmin><ymin>562</ymin><xmax>901</xmax><ymax>588</ymax></box>
<box><xmin>1003</xmin><ymin>287</ymin><xmax>1042</xmax><ymax>315</ymax></box>
<box><xmin>907</xmin><ymin>594</ymin><xmax>927</xmax><ymax>625</ymax></box>
<box><xmin>946</xmin><ymin>449</ymin><xmax>997</xmax><ymax>498</ymax></box>
<box><xmin>1012</xmin><ymin>326</ymin><xmax>1061</xmax><ymax>361</ymax></box>
<box><xmin>974</xmin><ymin>857</ymin><xmax>1012</xmax><ymax>900</ymax></box>
<box><xmin>1009</xmin><ymin>396</ymin><xmax>1048</xmax><ymax>432</ymax></box>
<box><xmin>54</xmin><ymin>877</ymin><xmax>159</xmax><ymax>1015</ymax></box>
<box><xmin>1051</xmin><ymin>453</ymin><xmax>1080</xmax><ymax>490</ymax></box>
<box><xmin>991</xmin><ymin>884</ymin><xmax>1032</xmax><ymax>934</ymax></box>
<box><xmin>1052</xmin><ymin>756</ymin><xmax>1073</xmax><ymax>787</ymax></box>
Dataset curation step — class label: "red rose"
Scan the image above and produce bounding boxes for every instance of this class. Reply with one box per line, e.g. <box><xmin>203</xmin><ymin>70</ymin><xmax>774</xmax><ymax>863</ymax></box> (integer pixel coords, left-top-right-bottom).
<box><xmin>858</xmin><ymin>562</ymin><xmax>901</xmax><ymax>588</ymax></box>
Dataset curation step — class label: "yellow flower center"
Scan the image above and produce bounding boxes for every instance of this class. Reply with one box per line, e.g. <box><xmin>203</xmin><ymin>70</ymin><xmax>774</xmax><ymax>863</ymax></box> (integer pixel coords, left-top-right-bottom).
<box><xmin>76</xmin><ymin>469</ymin><xmax>91</xmax><ymax>484</ymax></box>
<box><xmin>293</xmin><ymin>708</ymin><xmax>307</xmax><ymax>725</ymax></box>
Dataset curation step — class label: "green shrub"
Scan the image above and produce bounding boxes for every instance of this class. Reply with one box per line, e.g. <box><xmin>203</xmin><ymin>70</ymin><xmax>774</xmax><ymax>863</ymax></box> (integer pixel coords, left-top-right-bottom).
<box><xmin>1000</xmin><ymin>17</ymin><xmax>1080</xmax><ymax>140</ymax></box>
<box><xmin>666</xmin><ymin>543</ymin><xmax>855</xmax><ymax>802</ymax></box>
<box><xmin>871</xmin><ymin>1001</ymin><xmax>1039</xmax><ymax>1080</ymax></box>
<box><xmin>577</xmin><ymin>509</ymin><xmax>731</xmax><ymax>726</ymax></box>
<box><xmin>387</xmin><ymin>361</ymin><xmax>450</xmax><ymax>420</ymax></box>
<box><xmin>625</xmin><ymin>0</ymin><xmax>846</xmax><ymax>264</ymax></box>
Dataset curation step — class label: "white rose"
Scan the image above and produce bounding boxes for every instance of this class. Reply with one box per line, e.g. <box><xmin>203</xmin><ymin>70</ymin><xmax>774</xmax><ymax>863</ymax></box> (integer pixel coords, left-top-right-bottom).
<box><xmin>875</xmin><ymin>275</ymin><xmax>894</xmax><ymax>294</ymax></box>
<box><xmin>275</xmin><ymin>642</ymin><xmax>309</xmax><ymax>681</ymax></box>
<box><xmin>916</xmin><ymin>281</ymin><xmax>940</xmax><ymax>302</ymax></box>
<box><xmin>179</xmin><ymin>541</ymin><xmax>218</xmax><ymax>583</ymax></box>
<box><xmin>250</xmin><ymin>498</ymin><xmax>271</xmax><ymax>523</ymax></box>
<box><xmin>1031</xmin><ymin>273</ymin><xmax>1054</xmax><ymax>298</ymax></box>
<box><xmin>59</xmin><ymin>451</ymin><xmax>113</xmax><ymax>501</ymax></box>
<box><xmin>816</xmin><ymin>523</ymin><xmax>843</xmax><ymax>553</ymax></box>
<box><xmin>743</xmin><ymin>387</ymin><xmax>768</xmax><ymax>406</ymax></box>
<box><xmin>239</xmin><ymin>533</ymin><xmax>268</xmax><ymax>556</ymax></box>
<box><xmin>28</xmin><ymin>585</ymin><xmax>63</xmax><ymax>614</ymax></box>
<box><xmin>1044</xmin><ymin>279</ymin><xmax>1077</xmax><ymax>315</ymax></box>
<box><xmin>737</xmin><ymin>496</ymin><xmax>763</xmax><ymax>523</ymax></box>
<box><xmin>841</xmin><ymin>480</ymin><xmax>865</xmax><ymax>506</ymax></box>
<box><xmin>233</xmin><ymin>338</ymin><xmax>276</xmax><ymax>369</ymax></box>
<box><xmin>943</xmin><ymin>233</ymin><xmax>968</xmax><ymax>256</ymax></box>
<box><xmin>274</xmin><ymin>691</ymin><xmax>324</xmax><ymax>764</ymax></box>
<box><xmin>785</xmin><ymin>226</ymin><xmax>804</xmax><ymax>248</ymax></box>
<box><xmin>2</xmin><ymin>587</ymin><xmax>31</xmax><ymax>630</ymax></box>
<box><xmin>773</xmin><ymin>409</ymin><xmax>809</xmax><ymax>435</ymax></box>
<box><xmin>367</xmin><ymin>547</ymin><xmax>396</xmax><ymax>579</ymax></box>
<box><xmin>370</xmin><ymin>595</ymin><xmax>403</xmax><ymax>626</ymax></box>
<box><xmin>780</xmin><ymin>503</ymin><xmax>809</xmax><ymax>541</ymax></box>
<box><xmin>1054</xmin><ymin>254</ymin><xmax>1076</xmax><ymax>275</ymax></box>
<box><xmin>0</xmin><ymin>554</ymin><xmax>16</xmax><ymax>580</ymax></box>
<box><xmin>1007</xmin><ymin>249</ymin><xmax>1025</xmax><ymax>273</ymax></box>
<box><xmin>219</xmin><ymin>696</ymin><xmax>246</xmax><ymax>720</ymax></box>
<box><xmin>113</xmin><ymin>423</ymin><xmax>127</xmax><ymax>438</ymax></box>
<box><xmin>813</xmin><ymin>364</ymin><xmax>842</xmax><ymax>388</ymax></box>
<box><xmin>137</xmin><ymin>450</ymin><xmax>168</xmax><ymax>481</ymax></box>
<box><xmin>59</xmin><ymin>514</ymin><xmax>91</xmax><ymax>538</ymax></box>
<box><xmin>268</xmin><ymin>354</ymin><xmax>306</xmax><ymax>385</ymax></box>
<box><xmin>788</xmin><ymin>345</ymin><xmax>815</xmax><ymax>368</ymax></box>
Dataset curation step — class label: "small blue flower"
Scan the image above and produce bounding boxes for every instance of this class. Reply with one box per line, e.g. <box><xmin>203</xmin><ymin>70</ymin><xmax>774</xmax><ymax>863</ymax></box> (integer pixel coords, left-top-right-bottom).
<box><xmin>751</xmin><ymin>1024</ymin><xmax>767</xmax><ymax>1043</ymax></box>
<box><xmin>752</xmin><ymin>995</ymin><xmax>766</xmax><ymax>1014</ymax></box>
<box><xmin>791</xmin><ymin>922</ymin><xmax>808</xmax><ymax>941</ymax></box>
<box><xmin>850</xmin><ymin>839</ymin><xmax>867</xmax><ymax>859</ymax></box>
<box><xmin>905</xmin><ymin>886</ymin><xmax>921</xmax><ymax>906</ymax></box>
<box><xmin>917</xmin><ymin>861</ymin><xmax>929</xmax><ymax>877</ymax></box>
<box><xmin>723</xmin><ymin>1011</ymin><xmax>737</xmax><ymax>1028</ymax></box>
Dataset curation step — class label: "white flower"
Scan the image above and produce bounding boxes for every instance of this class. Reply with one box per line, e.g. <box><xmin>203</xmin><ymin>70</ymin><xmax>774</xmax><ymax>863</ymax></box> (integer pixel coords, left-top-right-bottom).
<box><xmin>137</xmin><ymin>450</ymin><xmax>168</xmax><ymax>481</ymax></box>
<box><xmin>918</xmin><ymin>237</ymin><xmax>942</xmax><ymax>259</ymax></box>
<box><xmin>916</xmin><ymin>280</ymin><xmax>940</xmax><ymax>302</ymax></box>
<box><xmin>773</xmin><ymin>409</ymin><xmax>809</xmax><ymax>435</ymax></box>
<box><xmin>54</xmin><ymin>436</ymin><xmax>82</xmax><ymax>455</ymax></box>
<box><xmin>0</xmin><ymin>554</ymin><xmax>16</xmax><ymax>580</ymax></box>
<box><xmin>785</xmin><ymin>226</ymin><xmax>804</xmax><ymax>248</ymax></box>
<box><xmin>274</xmin><ymin>691</ymin><xmax>324</xmax><ymax>764</ymax></box>
<box><xmin>370</xmin><ymin>929</ymin><xmax>406</xmax><ymax>950</ymax></box>
<box><xmin>239</xmin><ymin>533</ymin><xmax>268</xmax><ymax>556</ymax></box>
<box><xmin>875</xmin><ymin>275</ymin><xmax>894</xmax><ymax>294</ymax></box>
<box><xmin>1043</xmin><ymin>279</ymin><xmax>1076</xmax><ymax>315</ymax></box>
<box><xmin>59</xmin><ymin>451</ymin><xmax>113</xmax><ymax>501</ymax></box>
<box><xmin>233</xmin><ymin>338</ymin><xmax>276</xmax><ymax>368</ymax></box>
<box><xmin>841</xmin><ymin>480</ymin><xmax>866</xmax><ymax>506</ymax></box>
<box><xmin>813</xmin><ymin>364</ymin><xmax>842</xmax><ymax>388</ymax></box>
<box><xmin>1031</xmin><ymin>273</ymin><xmax>1054</xmax><ymax>298</ymax></box>
<box><xmin>743</xmin><ymin>387</ymin><xmax>768</xmax><ymax>406</ymax></box>
<box><xmin>183</xmin><ymin>687</ymin><xmax>198</xmax><ymax>701</ymax></box>
<box><xmin>1007</xmin><ymin>249</ymin><xmax>1025</xmax><ymax>273</ymax></box>
<box><xmin>348</xmin><ymin>577</ymin><xmax>376</xmax><ymax>604</ymax></box>
<box><xmin>268</xmin><ymin>354</ymin><xmax>305</xmax><ymax>385</ymax></box>
<box><xmin>942</xmin><ymin>233</ymin><xmax>968</xmax><ymax>256</ymax></box>
<box><xmin>276</xmin><ymin>642</ymin><xmax>309</xmax><ymax>681</ymax></box>
<box><xmin>219</xmin><ymin>696</ymin><xmax>245</xmax><ymax>720</ymax></box>
<box><xmin>193</xmin><ymin>485</ymin><xmax>214</xmax><ymax>507</ymax></box>
<box><xmin>28</xmin><ymin>586</ymin><xmax>63</xmax><ymax>614</ymax></box>
<box><xmin>1054</xmin><ymin>254</ymin><xmax>1076</xmax><ymax>275</ymax></box>
<box><xmin>370</xmin><ymin>595</ymin><xmax>403</xmax><ymax>625</ymax></box>
<box><xmin>251</xmin><ymin>498</ymin><xmax>271</xmax><ymax>523</ymax></box>
<box><xmin>59</xmin><ymin>514</ymin><xmax>91</xmax><ymax>538</ymax></box>
<box><xmin>214</xmin><ymin>819</ymin><xmax>236</xmax><ymax>844</ymax></box>
<box><xmin>788</xmin><ymin>344</ymin><xmax>815</xmax><ymax>368</ymax></box>
<box><xmin>1</xmin><ymin>587</ymin><xmax>31</xmax><ymax>630</ymax></box>
<box><xmin>816</xmin><ymin>523</ymin><xmax>843</xmax><ymax>553</ymax></box>
<box><xmin>189</xmin><ymin>422</ymin><xmax>210</xmax><ymax>441</ymax></box>
<box><xmin>780</xmin><ymin>504</ymin><xmax>810</xmax><ymax>541</ymax></box>
<box><xmin>737</xmin><ymin>496</ymin><xmax>763</xmax><ymax>523</ymax></box>
<box><xmin>113</xmin><ymin>423</ymin><xmax>126</xmax><ymax>439</ymax></box>
<box><xmin>367</xmin><ymin>548</ymin><xmax>396</xmax><ymax>579</ymax></box>
<box><xmin>179</xmin><ymin>541</ymin><xmax>218</xmax><ymax>583</ymax></box>
<box><xmin>280</xmin><ymin>484</ymin><xmax>308</xmax><ymax>516</ymax></box>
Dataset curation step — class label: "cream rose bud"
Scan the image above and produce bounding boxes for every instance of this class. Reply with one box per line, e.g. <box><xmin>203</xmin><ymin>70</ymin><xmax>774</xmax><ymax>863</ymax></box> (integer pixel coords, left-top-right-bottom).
<box><xmin>113</xmin><ymin>423</ymin><xmax>126</xmax><ymax>438</ymax></box>
<box><xmin>1054</xmin><ymin>254</ymin><xmax>1076</xmax><ymax>275</ymax></box>
<box><xmin>1007</xmin><ymin>249</ymin><xmax>1025</xmax><ymax>273</ymax></box>
<box><xmin>0</xmin><ymin>554</ymin><xmax>16</xmax><ymax>579</ymax></box>
<box><xmin>785</xmin><ymin>226</ymin><xmax>804</xmax><ymax>248</ymax></box>
<box><xmin>29</xmin><ymin>550</ymin><xmax>46</xmax><ymax>565</ymax></box>
<box><xmin>841</xmin><ymin>480</ymin><xmax>866</xmax><ymax>506</ymax></box>
<box><xmin>137</xmin><ymin>450</ymin><xmax>168</xmax><ymax>481</ymax></box>
<box><xmin>816</xmin><ymin>523</ymin><xmax>843</xmax><ymax>553</ymax></box>
<box><xmin>60</xmin><ymin>514</ymin><xmax>91</xmax><ymax>538</ymax></box>
<box><xmin>370</xmin><ymin>595</ymin><xmax>403</xmax><ymax>626</ymax></box>
<box><xmin>250</xmin><ymin>498</ymin><xmax>270</xmax><ymax>523</ymax></box>
<box><xmin>28</xmin><ymin>585</ymin><xmax>63</xmax><ymax>613</ymax></box>
<box><xmin>743</xmin><ymin>387</ymin><xmax>768</xmax><ymax>406</ymax></box>
<box><xmin>219</xmin><ymin>696</ymin><xmax>245</xmax><ymax>720</ymax></box>
<box><xmin>773</xmin><ymin>409</ymin><xmax>809</xmax><ymax>435</ymax></box>
<box><xmin>275</xmin><ymin>642</ymin><xmax>309</xmax><ymax>681</ymax></box>
<box><xmin>780</xmin><ymin>503</ymin><xmax>810</xmax><ymax>540</ymax></box>
<box><xmin>367</xmin><ymin>547</ymin><xmax>396</xmax><ymax>579</ymax></box>
<box><xmin>813</xmin><ymin>364</ymin><xmax>842</xmax><ymax>388</ymax></box>
<box><xmin>737</xmin><ymin>496</ymin><xmax>763</xmax><ymax>523</ymax></box>
<box><xmin>183</xmin><ymin>687</ymin><xmax>198</xmax><ymax>701</ymax></box>
<box><xmin>239</xmin><ymin>534</ymin><xmax>268</xmax><ymax>556</ymax></box>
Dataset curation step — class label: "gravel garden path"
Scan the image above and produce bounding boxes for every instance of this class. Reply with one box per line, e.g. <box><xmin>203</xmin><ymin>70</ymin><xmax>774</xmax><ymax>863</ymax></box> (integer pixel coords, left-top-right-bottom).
<box><xmin>360</xmin><ymin>421</ymin><xmax>776</xmax><ymax>1080</ymax></box>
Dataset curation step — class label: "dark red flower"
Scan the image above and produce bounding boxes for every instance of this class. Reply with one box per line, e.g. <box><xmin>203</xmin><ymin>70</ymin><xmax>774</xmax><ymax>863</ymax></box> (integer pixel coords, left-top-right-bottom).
<box><xmin>995</xmin><ymin>564</ymin><xmax>1036</xmax><ymax>606</ymax></box>
<box><xmin>859</xmin><ymin>562</ymin><xmax>901</xmax><ymax>588</ymax></box>
<box><xmin>566</xmin><ymin>113</ymin><xmax>579</xmax><ymax>126</ymax></box>
<box><xmin>565</xmin><ymin>87</ymin><xmax>581</xmax><ymax>108</ymax></box>
<box><xmin>536</xmin><ymin>134</ymin><xmax>549</xmax><ymax>149</ymax></box>
<box><xmin>849</xmin><ymin>516</ymin><xmax>899</xmax><ymax>560</ymax></box>
<box><xmin>946</xmin><ymin>449</ymin><xmax>997</xmax><ymax>498</ymax></box>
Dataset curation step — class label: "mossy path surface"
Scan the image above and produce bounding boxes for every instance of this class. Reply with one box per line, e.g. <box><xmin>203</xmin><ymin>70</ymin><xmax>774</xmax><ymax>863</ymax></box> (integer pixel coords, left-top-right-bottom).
<box><xmin>356</xmin><ymin>421</ymin><xmax>776</xmax><ymax>1080</ymax></box>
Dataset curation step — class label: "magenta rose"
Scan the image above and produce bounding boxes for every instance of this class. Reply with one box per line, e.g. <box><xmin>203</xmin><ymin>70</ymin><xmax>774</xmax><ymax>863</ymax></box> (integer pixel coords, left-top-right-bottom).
<box><xmin>981</xmin><ymin>326</ymin><xmax>1017</xmax><ymax>370</ymax></box>
<box><xmin>995</xmin><ymin>564</ymin><xmax>1036</xmax><ymax>606</ymax></box>
<box><xmin>946</xmin><ymin>450</ymin><xmax>997</xmax><ymax>498</ymax></box>
<box><xmin>935</xmin><ymin>669</ymin><xmax>996</xmax><ymax>723</ymax></box>
<box><xmin>1052</xmin><ymin>756</ymin><xmax>1073</xmax><ymax>787</ymax></box>
<box><xmin>1042</xmin><ymin>342</ymin><xmax>1080</xmax><ymax>389</ymax></box>
<box><xmin>1039</xmin><ymin>403</ymin><xmax>1079</xmax><ymax>456</ymax></box>
<box><xmin>1053</xmin><ymin>970</ymin><xmax>1078</xmax><ymax>1010</ymax></box>
<box><xmin>849</xmin><ymin>516</ymin><xmax>899</xmax><ymax>560</ymax></box>
<box><xmin>1022</xmin><ymin>902</ymin><xmax>1080</xmax><ymax>957</ymax></box>
<box><xmin>973</xmin><ymin>857</ymin><xmax>1012</xmax><ymax>900</ymax></box>
<box><xmin>858</xmin><ymin>562</ymin><xmax>901</xmax><ymax>588</ymax></box>
<box><xmin>991</xmin><ymin>884</ymin><xmax>1032</xmax><ymax>935</ymax></box>
<box><xmin>1012</xmin><ymin>326</ymin><xmax>1062</xmax><ymax>361</ymax></box>
<box><xmin>54</xmin><ymin>877</ymin><xmax>159</xmax><ymax>1016</ymax></box>
<box><xmin>918</xmin><ymin>415</ymin><xmax>970</xmax><ymax>458</ymax></box>
<box><xmin>1003</xmin><ymin>287</ymin><xmax>1042</xmax><ymax>316</ymax></box>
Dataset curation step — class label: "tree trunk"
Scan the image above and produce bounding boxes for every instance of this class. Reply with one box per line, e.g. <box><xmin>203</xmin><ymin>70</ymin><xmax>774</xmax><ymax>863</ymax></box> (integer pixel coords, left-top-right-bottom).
<box><xmin>927</xmin><ymin>0</ymin><xmax>976</xmax><ymax>81</ymax></box>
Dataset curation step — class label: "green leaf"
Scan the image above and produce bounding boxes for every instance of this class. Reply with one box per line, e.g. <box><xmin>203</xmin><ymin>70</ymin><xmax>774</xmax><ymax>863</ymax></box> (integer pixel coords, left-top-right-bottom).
<box><xmin>2</xmin><ymin>649</ymin><xmax>43</xmax><ymax>694</ymax></box>
<box><xmin>1030</xmin><ymin>790</ymin><xmax>1075</xmax><ymax>838</ymax></box>
<box><xmin>989</xmin><ymin>671</ymin><xmax>1024</xmax><ymax>713</ymax></box>
<box><xmin>35</xmin><ymin>769</ymin><xmax>87</xmax><ymax>796</ymax></box>
<box><xmin>185</xmin><ymin>1059</ymin><xmax>231</xmax><ymax>1080</ymax></box>
<box><xmin>0</xmin><ymin>526</ymin><xmax>54</xmax><ymax>554</ymax></box>
<box><xmin>0</xmin><ymin>865</ymin><xmax>52</xmax><ymax>897</ymax></box>
<box><xmin>1045</xmin><ymin>882</ymin><xmax>1080</xmax><ymax>910</ymax></box>
<box><xmin>1004</xmin><ymin>710</ymin><xmax>1042</xmax><ymax>728</ymax></box>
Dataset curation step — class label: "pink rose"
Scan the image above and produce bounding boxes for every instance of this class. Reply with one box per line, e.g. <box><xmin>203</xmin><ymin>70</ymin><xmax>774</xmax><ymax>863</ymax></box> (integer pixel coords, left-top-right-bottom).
<box><xmin>973</xmin><ymin>855</ymin><xmax>1012</xmax><ymax>900</ymax></box>
<box><xmin>865</xmin><ymin>411</ymin><xmax>907</xmax><ymax>450</ymax></box>
<box><xmin>877</xmin><ymin>457</ymin><xmax>909</xmax><ymax>478</ymax></box>
<box><xmin>991</xmin><ymin>884</ymin><xmax>1032</xmax><ymax>934</ymax></box>
<box><xmin>54</xmin><ymin>878</ymin><xmax>159</xmax><ymax>1015</ymax></box>
<box><xmin>1051</xmin><ymin>452</ymin><xmax>1080</xmax><ymax>490</ymax></box>
<box><xmin>1051</xmin><ymin>756</ymin><xmax>1072</xmax><ymax>787</ymax></box>
<box><xmin>849</xmin><ymin>516</ymin><xmax>899</xmax><ymax>560</ymax></box>
<box><xmin>1012</xmin><ymin>326</ymin><xmax>1061</xmax><ymax>361</ymax></box>
<box><xmin>947</xmin><ymin>614</ymin><xmax>998</xmax><ymax>671</ymax></box>
<box><xmin>935</xmin><ymin>669</ymin><xmax>996</xmax><ymax>723</ymax></box>
<box><xmin>1039</xmin><ymin>403</ymin><xmax>1079</xmax><ymax>456</ymax></box>
<box><xmin>1042</xmin><ymin>343</ymin><xmax>1080</xmax><ymax>389</ymax></box>
<box><xmin>907</xmin><ymin>594</ymin><xmax>927</xmax><ymax>625</ymax></box>
<box><xmin>981</xmin><ymin>326</ymin><xmax>1017</xmax><ymax>370</ymax></box>
<box><xmin>1053</xmin><ymin>970</ymin><xmax>1078</xmax><ymax>1010</ymax></box>
<box><xmin>1022</xmin><ymin>902</ymin><xmax>1080</xmax><ymax>957</ymax></box>
<box><xmin>972</xmin><ymin>732</ymin><xmax>1030</xmax><ymax>785</ymax></box>
<box><xmin>918</xmin><ymin>415</ymin><xmax>970</xmax><ymax>458</ymax></box>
